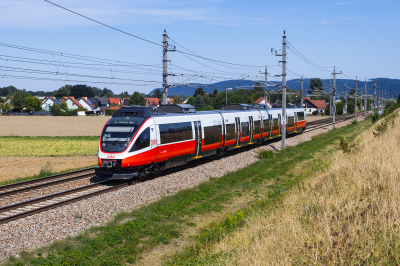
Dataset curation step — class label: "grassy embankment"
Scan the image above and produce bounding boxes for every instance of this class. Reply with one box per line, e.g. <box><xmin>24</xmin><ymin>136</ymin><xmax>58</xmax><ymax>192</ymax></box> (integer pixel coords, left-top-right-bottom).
<box><xmin>5</xmin><ymin>117</ymin><xmax>372</xmax><ymax>265</ymax></box>
<box><xmin>167</xmin><ymin>107</ymin><xmax>400</xmax><ymax>265</ymax></box>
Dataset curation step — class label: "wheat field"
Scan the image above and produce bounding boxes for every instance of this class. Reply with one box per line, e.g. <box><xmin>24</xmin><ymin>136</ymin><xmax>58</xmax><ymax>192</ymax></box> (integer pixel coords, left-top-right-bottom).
<box><xmin>208</xmin><ymin>112</ymin><xmax>400</xmax><ymax>265</ymax></box>
<box><xmin>0</xmin><ymin>116</ymin><xmax>109</xmax><ymax>136</ymax></box>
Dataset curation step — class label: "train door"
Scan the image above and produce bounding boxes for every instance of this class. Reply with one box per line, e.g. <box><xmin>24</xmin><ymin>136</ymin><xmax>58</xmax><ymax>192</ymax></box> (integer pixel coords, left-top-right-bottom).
<box><xmin>235</xmin><ymin>117</ymin><xmax>240</xmax><ymax>146</ymax></box>
<box><xmin>249</xmin><ymin>116</ymin><xmax>253</xmax><ymax>143</ymax></box>
<box><xmin>194</xmin><ymin>121</ymin><xmax>202</xmax><ymax>157</ymax></box>
<box><xmin>294</xmin><ymin>113</ymin><xmax>298</xmax><ymax>132</ymax></box>
<box><xmin>278</xmin><ymin>113</ymin><xmax>282</xmax><ymax>135</ymax></box>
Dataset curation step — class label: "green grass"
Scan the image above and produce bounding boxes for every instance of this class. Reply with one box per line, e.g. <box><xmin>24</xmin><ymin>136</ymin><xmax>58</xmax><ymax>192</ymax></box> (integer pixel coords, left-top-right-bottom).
<box><xmin>0</xmin><ymin>136</ymin><xmax>99</xmax><ymax>157</ymax></box>
<box><xmin>4</xmin><ymin>118</ymin><xmax>372</xmax><ymax>266</ymax></box>
<box><xmin>0</xmin><ymin>164</ymin><xmax>97</xmax><ymax>187</ymax></box>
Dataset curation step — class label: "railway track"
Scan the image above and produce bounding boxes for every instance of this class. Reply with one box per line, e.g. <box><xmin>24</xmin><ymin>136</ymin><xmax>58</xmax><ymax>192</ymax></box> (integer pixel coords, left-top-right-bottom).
<box><xmin>0</xmin><ymin>113</ymin><xmax>363</xmax><ymax>225</ymax></box>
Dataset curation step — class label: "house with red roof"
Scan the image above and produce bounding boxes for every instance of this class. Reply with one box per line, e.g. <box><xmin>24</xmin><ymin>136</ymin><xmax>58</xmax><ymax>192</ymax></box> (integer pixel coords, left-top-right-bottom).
<box><xmin>144</xmin><ymin>98</ymin><xmax>160</xmax><ymax>107</ymax></box>
<box><xmin>61</xmin><ymin>97</ymin><xmax>83</xmax><ymax>110</ymax></box>
<box><xmin>122</xmin><ymin>98</ymin><xmax>130</xmax><ymax>106</ymax></box>
<box><xmin>303</xmin><ymin>98</ymin><xmax>327</xmax><ymax>115</ymax></box>
<box><xmin>109</xmin><ymin>98</ymin><xmax>121</xmax><ymax>106</ymax></box>
<box><xmin>254</xmin><ymin>97</ymin><xmax>272</xmax><ymax>108</ymax></box>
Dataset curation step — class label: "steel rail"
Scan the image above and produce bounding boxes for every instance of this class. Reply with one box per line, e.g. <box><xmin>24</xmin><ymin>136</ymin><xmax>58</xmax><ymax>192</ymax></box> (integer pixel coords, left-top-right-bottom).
<box><xmin>0</xmin><ymin>172</ymin><xmax>95</xmax><ymax>198</ymax></box>
<box><xmin>0</xmin><ymin>167</ymin><xmax>95</xmax><ymax>192</ymax></box>
<box><xmin>0</xmin><ymin>182</ymin><xmax>129</xmax><ymax>225</ymax></box>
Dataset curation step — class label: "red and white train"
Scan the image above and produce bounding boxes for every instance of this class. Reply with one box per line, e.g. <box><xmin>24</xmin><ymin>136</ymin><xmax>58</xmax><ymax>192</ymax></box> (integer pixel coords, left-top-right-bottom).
<box><xmin>95</xmin><ymin>104</ymin><xmax>306</xmax><ymax>180</ymax></box>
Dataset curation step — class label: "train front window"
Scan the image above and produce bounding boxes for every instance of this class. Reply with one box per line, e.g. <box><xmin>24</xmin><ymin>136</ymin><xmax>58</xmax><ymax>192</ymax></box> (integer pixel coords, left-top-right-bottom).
<box><xmin>101</xmin><ymin>117</ymin><xmax>144</xmax><ymax>152</ymax></box>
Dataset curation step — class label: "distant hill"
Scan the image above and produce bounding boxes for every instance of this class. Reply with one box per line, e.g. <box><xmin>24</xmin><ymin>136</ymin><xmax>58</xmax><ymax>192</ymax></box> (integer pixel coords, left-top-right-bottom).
<box><xmin>150</xmin><ymin>78</ymin><xmax>400</xmax><ymax>98</ymax></box>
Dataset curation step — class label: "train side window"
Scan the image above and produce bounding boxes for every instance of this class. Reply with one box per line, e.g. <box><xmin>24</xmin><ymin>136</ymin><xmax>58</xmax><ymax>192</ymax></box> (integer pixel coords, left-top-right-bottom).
<box><xmin>263</xmin><ymin>119</ymin><xmax>270</xmax><ymax>133</ymax></box>
<box><xmin>159</xmin><ymin>124</ymin><xmax>168</xmax><ymax>144</ymax></box>
<box><xmin>288</xmin><ymin>116</ymin><xmax>294</xmax><ymax>127</ymax></box>
<box><xmin>225</xmin><ymin>124</ymin><xmax>235</xmax><ymax>140</ymax></box>
<box><xmin>168</xmin><ymin>124</ymin><xmax>176</xmax><ymax>143</ymax></box>
<box><xmin>130</xmin><ymin>127</ymin><xmax>150</xmax><ymax>152</ymax></box>
<box><xmin>242</xmin><ymin>122</ymin><xmax>249</xmax><ymax>137</ymax></box>
<box><xmin>273</xmin><ymin>118</ymin><xmax>279</xmax><ymax>129</ymax></box>
<box><xmin>204</xmin><ymin>125</ymin><xmax>222</xmax><ymax>145</ymax></box>
<box><xmin>254</xmin><ymin>120</ymin><xmax>261</xmax><ymax>134</ymax></box>
<box><xmin>185</xmin><ymin>122</ymin><xmax>192</xmax><ymax>140</ymax></box>
<box><xmin>176</xmin><ymin>123</ymin><xmax>185</xmax><ymax>142</ymax></box>
<box><xmin>297</xmin><ymin>112</ymin><xmax>305</xmax><ymax>121</ymax></box>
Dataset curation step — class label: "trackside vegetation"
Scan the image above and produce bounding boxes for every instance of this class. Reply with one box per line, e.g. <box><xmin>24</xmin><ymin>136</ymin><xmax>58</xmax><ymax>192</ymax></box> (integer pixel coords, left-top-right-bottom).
<box><xmin>5</xmin><ymin>118</ymin><xmax>372</xmax><ymax>266</ymax></box>
<box><xmin>0</xmin><ymin>136</ymin><xmax>98</xmax><ymax>157</ymax></box>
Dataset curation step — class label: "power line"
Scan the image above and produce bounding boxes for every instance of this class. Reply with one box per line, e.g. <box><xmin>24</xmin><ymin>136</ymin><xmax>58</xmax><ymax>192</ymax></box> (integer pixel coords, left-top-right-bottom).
<box><xmin>44</xmin><ymin>0</ymin><xmax>162</xmax><ymax>47</ymax></box>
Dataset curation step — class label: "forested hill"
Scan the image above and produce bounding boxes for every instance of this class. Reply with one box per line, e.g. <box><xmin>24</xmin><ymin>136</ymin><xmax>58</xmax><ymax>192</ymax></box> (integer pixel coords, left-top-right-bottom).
<box><xmin>150</xmin><ymin>78</ymin><xmax>400</xmax><ymax>98</ymax></box>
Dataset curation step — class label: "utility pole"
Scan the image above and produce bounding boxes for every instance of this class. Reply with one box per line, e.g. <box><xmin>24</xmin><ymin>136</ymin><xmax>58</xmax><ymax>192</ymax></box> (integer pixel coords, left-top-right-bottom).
<box><xmin>364</xmin><ymin>78</ymin><xmax>367</xmax><ymax>119</ymax></box>
<box><xmin>298</xmin><ymin>75</ymin><xmax>304</xmax><ymax>110</ymax></box>
<box><xmin>332</xmin><ymin>67</ymin><xmax>341</xmax><ymax>129</ymax></box>
<box><xmin>329</xmin><ymin>80</ymin><xmax>332</xmax><ymax>118</ymax></box>
<box><xmin>344</xmin><ymin>82</ymin><xmax>348</xmax><ymax>114</ymax></box>
<box><xmin>378</xmin><ymin>86</ymin><xmax>381</xmax><ymax>110</ymax></box>
<box><xmin>373</xmin><ymin>82</ymin><xmax>377</xmax><ymax>110</ymax></box>
<box><xmin>162</xmin><ymin>30</ymin><xmax>175</xmax><ymax>105</ymax></box>
<box><xmin>281</xmin><ymin>32</ymin><xmax>287</xmax><ymax>149</ymax></box>
<box><xmin>260</xmin><ymin>67</ymin><xmax>269</xmax><ymax>108</ymax></box>
<box><xmin>354</xmin><ymin>76</ymin><xmax>358</xmax><ymax>120</ymax></box>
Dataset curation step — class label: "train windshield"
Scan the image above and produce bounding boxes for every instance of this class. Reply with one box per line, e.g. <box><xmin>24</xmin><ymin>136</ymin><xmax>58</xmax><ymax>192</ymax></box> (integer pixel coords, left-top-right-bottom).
<box><xmin>101</xmin><ymin>116</ymin><xmax>145</xmax><ymax>152</ymax></box>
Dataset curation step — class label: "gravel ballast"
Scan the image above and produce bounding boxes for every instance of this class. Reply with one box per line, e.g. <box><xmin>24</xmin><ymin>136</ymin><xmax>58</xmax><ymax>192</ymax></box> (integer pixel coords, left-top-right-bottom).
<box><xmin>0</xmin><ymin>117</ymin><xmax>361</xmax><ymax>262</ymax></box>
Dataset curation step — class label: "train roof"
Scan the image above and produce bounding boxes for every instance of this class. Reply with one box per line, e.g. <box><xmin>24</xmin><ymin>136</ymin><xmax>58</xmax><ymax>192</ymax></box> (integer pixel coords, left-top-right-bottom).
<box><xmin>113</xmin><ymin>106</ymin><xmax>304</xmax><ymax>119</ymax></box>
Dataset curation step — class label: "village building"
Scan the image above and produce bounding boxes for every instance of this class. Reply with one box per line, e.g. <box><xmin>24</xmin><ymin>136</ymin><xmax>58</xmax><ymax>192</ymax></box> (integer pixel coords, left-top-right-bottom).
<box><xmin>41</xmin><ymin>97</ymin><xmax>60</xmax><ymax>111</ymax></box>
<box><xmin>109</xmin><ymin>98</ymin><xmax>121</xmax><ymax>106</ymax></box>
<box><xmin>77</xmin><ymin>97</ymin><xmax>95</xmax><ymax>111</ymax></box>
<box><xmin>61</xmin><ymin>97</ymin><xmax>83</xmax><ymax>110</ymax></box>
<box><xmin>88</xmin><ymin>97</ymin><xmax>109</xmax><ymax>111</ymax></box>
<box><xmin>303</xmin><ymin>98</ymin><xmax>327</xmax><ymax>115</ymax></box>
<box><xmin>254</xmin><ymin>97</ymin><xmax>273</xmax><ymax>108</ymax></box>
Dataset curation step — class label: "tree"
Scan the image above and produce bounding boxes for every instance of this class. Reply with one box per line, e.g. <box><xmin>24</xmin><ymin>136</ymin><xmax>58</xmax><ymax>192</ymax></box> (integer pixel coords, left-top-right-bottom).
<box><xmin>309</xmin><ymin>78</ymin><xmax>323</xmax><ymax>98</ymax></box>
<box><xmin>0</xmin><ymin>97</ymin><xmax>4</xmax><ymax>103</ymax></box>
<box><xmin>202</xmin><ymin>93</ymin><xmax>213</xmax><ymax>107</ymax></box>
<box><xmin>0</xmin><ymin>86</ymin><xmax>18</xmax><ymax>97</ymax></box>
<box><xmin>24</xmin><ymin>96</ymin><xmax>42</xmax><ymax>112</ymax></box>
<box><xmin>128</xmin><ymin>91</ymin><xmax>146</xmax><ymax>106</ymax></box>
<box><xmin>69</xmin><ymin>85</ymin><xmax>95</xmax><ymax>99</ymax></box>
<box><xmin>336</xmin><ymin>102</ymin><xmax>344</xmax><ymax>115</ymax></box>
<box><xmin>186</xmin><ymin>96</ymin><xmax>196</xmax><ymax>106</ymax></box>
<box><xmin>11</xmin><ymin>91</ymin><xmax>30</xmax><ymax>111</ymax></box>
<box><xmin>194</xmin><ymin>95</ymin><xmax>204</xmax><ymax>109</ymax></box>
<box><xmin>173</xmin><ymin>95</ymin><xmax>184</xmax><ymax>104</ymax></box>
<box><xmin>4</xmin><ymin>102</ymin><xmax>12</xmax><ymax>113</ymax></box>
<box><xmin>99</xmin><ymin>87</ymin><xmax>114</xmax><ymax>98</ymax></box>
<box><xmin>60</xmin><ymin>101</ymin><xmax>68</xmax><ymax>112</ymax></box>
<box><xmin>253</xmin><ymin>82</ymin><xmax>264</xmax><ymax>95</ymax></box>
<box><xmin>92</xmin><ymin>87</ymin><xmax>103</xmax><ymax>96</ymax></box>
<box><xmin>193</xmin><ymin>87</ymin><xmax>205</xmax><ymax>98</ymax></box>
<box><xmin>51</xmin><ymin>104</ymin><xmax>62</xmax><ymax>116</ymax></box>
<box><xmin>152</xmin><ymin>89</ymin><xmax>162</xmax><ymax>99</ymax></box>
<box><xmin>397</xmin><ymin>93</ymin><xmax>400</xmax><ymax>103</ymax></box>
<box><xmin>118</xmin><ymin>91</ymin><xmax>130</xmax><ymax>98</ymax></box>
<box><xmin>55</xmin><ymin>85</ymin><xmax>72</xmax><ymax>100</ymax></box>
<box><xmin>213</xmin><ymin>89</ymin><xmax>219</xmax><ymax>97</ymax></box>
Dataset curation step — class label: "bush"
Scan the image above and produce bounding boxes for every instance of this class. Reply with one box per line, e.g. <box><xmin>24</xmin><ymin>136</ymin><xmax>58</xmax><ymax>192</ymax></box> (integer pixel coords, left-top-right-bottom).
<box><xmin>105</xmin><ymin>109</ymin><xmax>118</xmax><ymax>116</ymax></box>
<box><xmin>258</xmin><ymin>150</ymin><xmax>275</xmax><ymax>159</ymax></box>
<box><xmin>371</xmin><ymin>111</ymin><xmax>381</xmax><ymax>124</ymax></box>
<box><xmin>76</xmin><ymin>108</ymin><xmax>87</xmax><ymax>111</ymax></box>
<box><xmin>50</xmin><ymin>104</ymin><xmax>77</xmax><ymax>116</ymax></box>
<box><xmin>312</xmin><ymin>110</ymin><xmax>319</xmax><ymax>116</ymax></box>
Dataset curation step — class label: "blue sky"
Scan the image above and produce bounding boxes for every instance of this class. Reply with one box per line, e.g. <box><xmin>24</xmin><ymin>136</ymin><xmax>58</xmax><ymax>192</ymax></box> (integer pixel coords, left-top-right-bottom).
<box><xmin>0</xmin><ymin>0</ymin><xmax>398</xmax><ymax>94</ymax></box>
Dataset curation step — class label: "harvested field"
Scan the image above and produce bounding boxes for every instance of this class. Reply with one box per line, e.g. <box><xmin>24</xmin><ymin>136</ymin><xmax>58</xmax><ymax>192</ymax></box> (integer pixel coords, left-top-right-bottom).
<box><xmin>0</xmin><ymin>116</ymin><xmax>109</xmax><ymax>136</ymax></box>
<box><xmin>306</xmin><ymin>115</ymin><xmax>328</xmax><ymax>122</ymax></box>
<box><xmin>0</xmin><ymin>156</ymin><xmax>97</xmax><ymax>182</ymax></box>
<box><xmin>0</xmin><ymin>136</ymin><xmax>98</xmax><ymax>157</ymax></box>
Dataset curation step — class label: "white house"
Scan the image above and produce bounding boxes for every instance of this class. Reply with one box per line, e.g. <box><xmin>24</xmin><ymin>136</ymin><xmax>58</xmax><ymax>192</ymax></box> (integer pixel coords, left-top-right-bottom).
<box><xmin>61</xmin><ymin>97</ymin><xmax>83</xmax><ymax>110</ymax></box>
<box><xmin>41</xmin><ymin>97</ymin><xmax>60</xmax><ymax>111</ymax></box>
<box><xmin>254</xmin><ymin>97</ymin><xmax>273</xmax><ymax>108</ymax></box>
<box><xmin>303</xmin><ymin>98</ymin><xmax>327</xmax><ymax>115</ymax></box>
<box><xmin>77</xmin><ymin>97</ymin><xmax>95</xmax><ymax>111</ymax></box>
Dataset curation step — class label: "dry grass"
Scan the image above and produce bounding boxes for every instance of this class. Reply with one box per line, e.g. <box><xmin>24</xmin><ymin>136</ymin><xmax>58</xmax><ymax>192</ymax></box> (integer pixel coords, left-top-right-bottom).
<box><xmin>306</xmin><ymin>115</ymin><xmax>328</xmax><ymax>122</ymax></box>
<box><xmin>0</xmin><ymin>156</ymin><xmax>97</xmax><ymax>182</ymax></box>
<box><xmin>206</xmin><ymin>112</ymin><xmax>400</xmax><ymax>265</ymax></box>
<box><xmin>0</xmin><ymin>116</ymin><xmax>109</xmax><ymax>136</ymax></box>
